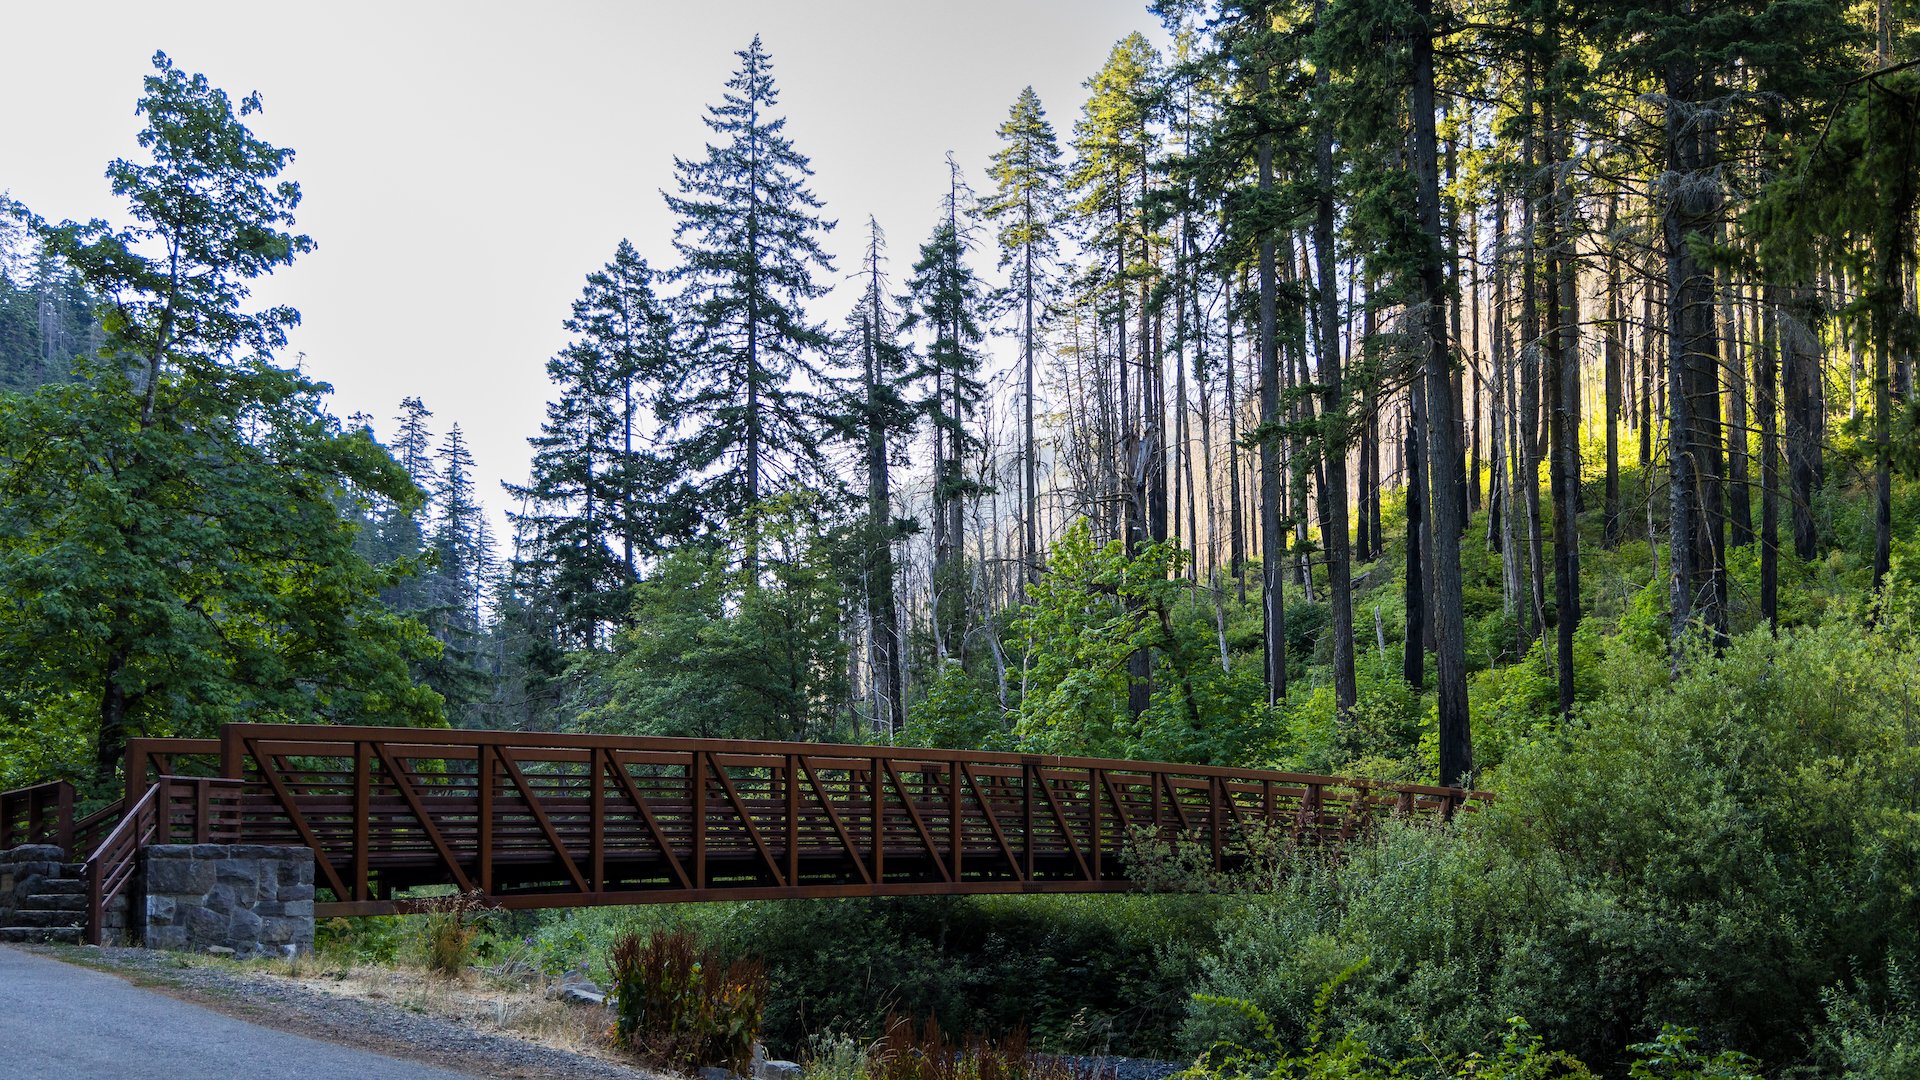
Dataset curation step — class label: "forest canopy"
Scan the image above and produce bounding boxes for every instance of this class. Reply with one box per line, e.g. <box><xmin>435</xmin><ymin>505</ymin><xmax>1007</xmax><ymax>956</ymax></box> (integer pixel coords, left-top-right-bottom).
<box><xmin>2</xmin><ymin>2</ymin><xmax>1918</xmax><ymax>1071</ymax></box>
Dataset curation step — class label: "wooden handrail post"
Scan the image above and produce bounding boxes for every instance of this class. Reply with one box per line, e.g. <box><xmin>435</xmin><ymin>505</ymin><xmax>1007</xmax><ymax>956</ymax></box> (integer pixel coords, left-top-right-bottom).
<box><xmin>1089</xmin><ymin>767</ymin><xmax>1102</xmax><ymax>881</ymax></box>
<box><xmin>477</xmin><ymin>744</ymin><xmax>494</xmax><ymax>896</ymax></box>
<box><xmin>691</xmin><ymin>751</ymin><xmax>706</xmax><ymax>890</ymax></box>
<box><xmin>871</xmin><ymin>756</ymin><xmax>884</xmax><ymax>882</ymax></box>
<box><xmin>590</xmin><ymin>747</ymin><xmax>605</xmax><ymax>894</ymax></box>
<box><xmin>194</xmin><ymin>779</ymin><xmax>211</xmax><ymax>844</ymax></box>
<box><xmin>1210</xmin><ymin>776</ymin><xmax>1223</xmax><ymax>871</ymax></box>
<box><xmin>86</xmin><ymin>855</ymin><xmax>103</xmax><ymax>947</ymax></box>
<box><xmin>1022</xmin><ymin>758</ymin><xmax>1036</xmax><ymax>882</ymax></box>
<box><xmin>785</xmin><ymin>754</ymin><xmax>799</xmax><ymax>886</ymax></box>
<box><xmin>354</xmin><ymin>740</ymin><xmax>371</xmax><ymax>902</ymax></box>
<box><xmin>55</xmin><ymin>782</ymin><xmax>75</xmax><ymax>856</ymax></box>
<box><xmin>949</xmin><ymin>762</ymin><xmax>962</xmax><ymax>880</ymax></box>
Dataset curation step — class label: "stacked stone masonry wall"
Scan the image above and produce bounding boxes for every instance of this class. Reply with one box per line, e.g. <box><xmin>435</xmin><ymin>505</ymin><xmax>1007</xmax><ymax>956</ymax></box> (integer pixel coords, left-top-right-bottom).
<box><xmin>141</xmin><ymin>845</ymin><xmax>314</xmax><ymax>958</ymax></box>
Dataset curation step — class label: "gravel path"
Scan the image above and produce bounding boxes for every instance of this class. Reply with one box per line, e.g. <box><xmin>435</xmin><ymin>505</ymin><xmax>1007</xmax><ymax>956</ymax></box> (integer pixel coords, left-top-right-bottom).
<box><xmin>14</xmin><ymin>944</ymin><xmax>659</xmax><ymax>1080</ymax></box>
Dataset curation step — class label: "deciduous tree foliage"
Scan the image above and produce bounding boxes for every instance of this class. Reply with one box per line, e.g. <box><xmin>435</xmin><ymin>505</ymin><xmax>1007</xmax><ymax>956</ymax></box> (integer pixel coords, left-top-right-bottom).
<box><xmin>1</xmin><ymin>54</ymin><xmax>439</xmax><ymax>783</ymax></box>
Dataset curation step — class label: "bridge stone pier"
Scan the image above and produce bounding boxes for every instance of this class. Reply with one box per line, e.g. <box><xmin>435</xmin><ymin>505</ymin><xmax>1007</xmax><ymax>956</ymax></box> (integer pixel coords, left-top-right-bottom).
<box><xmin>141</xmin><ymin>845</ymin><xmax>315</xmax><ymax>957</ymax></box>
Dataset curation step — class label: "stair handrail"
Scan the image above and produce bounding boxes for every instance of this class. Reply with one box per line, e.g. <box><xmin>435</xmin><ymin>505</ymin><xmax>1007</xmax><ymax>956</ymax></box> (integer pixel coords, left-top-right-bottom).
<box><xmin>83</xmin><ymin>775</ymin><xmax>245</xmax><ymax>946</ymax></box>
<box><xmin>0</xmin><ymin>779</ymin><xmax>74</xmax><ymax>853</ymax></box>
<box><xmin>72</xmin><ymin>799</ymin><xmax>125</xmax><ymax>861</ymax></box>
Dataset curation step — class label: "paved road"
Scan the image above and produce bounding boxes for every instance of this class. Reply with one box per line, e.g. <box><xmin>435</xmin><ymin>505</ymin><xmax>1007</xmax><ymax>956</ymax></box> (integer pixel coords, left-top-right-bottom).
<box><xmin>0</xmin><ymin>945</ymin><xmax>481</xmax><ymax>1079</ymax></box>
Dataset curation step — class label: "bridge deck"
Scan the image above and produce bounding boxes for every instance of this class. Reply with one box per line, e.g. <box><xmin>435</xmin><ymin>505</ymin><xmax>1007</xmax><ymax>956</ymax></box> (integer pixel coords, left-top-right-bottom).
<box><xmin>103</xmin><ymin>725</ymin><xmax>1484</xmax><ymax>917</ymax></box>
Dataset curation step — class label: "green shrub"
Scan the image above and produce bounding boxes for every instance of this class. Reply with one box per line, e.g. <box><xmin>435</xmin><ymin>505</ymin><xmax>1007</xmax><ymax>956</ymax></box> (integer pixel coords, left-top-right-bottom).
<box><xmin>1186</xmin><ymin>972</ymin><xmax>1766</xmax><ymax>1079</ymax></box>
<box><xmin>315</xmin><ymin>914</ymin><xmax>405</xmax><ymax>965</ymax></box>
<box><xmin>1808</xmin><ymin>959</ymin><xmax>1920</xmax><ymax>1079</ymax></box>
<box><xmin>1620</xmin><ymin>1028</ymin><xmax>1760</xmax><ymax>1080</ymax></box>
<box><xmin>1188</xmin><ymin>617</ymin><xmax>1920</xmax><ymax>1071</ymax></box>
<box><xmin>543</xmin><ymin>893</ymin><xmax>1217</xmax><ymax>1057</ymax></box>
<box><xmin>414</xmin><ymin>891</ymin><xmax>496</xmax><ymax>978</ymax></box>
<box><xmin>609</xmin><ymin>928</ymin><xmax>766</xmax><ymax>1073</ymax></box>
<box><xmin>803</xmin><ymin>1033</ymin><xmax>874</xmax><ymax>1080</ymax></box>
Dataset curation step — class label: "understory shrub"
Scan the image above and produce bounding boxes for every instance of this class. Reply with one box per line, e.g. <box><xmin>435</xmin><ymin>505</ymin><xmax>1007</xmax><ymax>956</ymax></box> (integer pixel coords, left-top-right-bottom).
<box><xmin>1184</xmin><ymin>969</ymin><xmax>1761</xmax><ymax>1079</ymax></box>
<box><xmin>609</xmin><ymin>928</ymin><xmax>766</xmax><ymax>1073</ymax></box>
<box><xmin>1188</xmin><ymin>618</ymin><xmax>1920</xmax><ymax>1072</ymax></box>
<box><xmin>544</xmin><ymin>893</ymin><xmax>1217</xmax><ymax>1056</ymax></box>
<box><xmin>415</xmin><ymin>891</ymin><xmax>497</xmax><ymax>978</ymax></box>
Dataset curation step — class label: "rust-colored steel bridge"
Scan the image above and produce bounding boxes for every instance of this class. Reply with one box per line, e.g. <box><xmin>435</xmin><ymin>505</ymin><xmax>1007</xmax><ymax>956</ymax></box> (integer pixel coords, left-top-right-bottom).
<box><xmin>1</xmin><ymin>724</ymin><xmax>1485</xmax><ymax>940</ymax></box>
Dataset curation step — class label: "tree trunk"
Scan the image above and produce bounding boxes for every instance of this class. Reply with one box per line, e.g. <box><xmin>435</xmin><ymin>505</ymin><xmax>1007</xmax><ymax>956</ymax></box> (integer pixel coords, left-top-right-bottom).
<box><xmin>1405</xmin><ymin>380</ymin><xmax>1427</xmax><ymax>690</ymax></box>
<box><xmin>1664</xmin><ymin>51</ymin><xmax>1729</xmax><ymax>645</ymax></box>
<box><xmin>1411</xmin><ymin>0</ymin><xmax>1472</xmax><ymax>786</ymax></box>
<box><xmin>1546</xmin><ymin>89</ymin><xmax>1580</xmax><ymax>718</ymax></box>
<box><xmin>1783</xmin><ymin>286</ymin><xmax>1823</xmax><ymax>560</ymax></box>
<box><xmin>1604</xmin><ymin>194</ymin><xmax>1624</xmax><ymax>548</ymax></box>
<box><xmin>1758</xmin><ymin>284</ymin><xmax>1781</xmax><ymax>628</ymax></box>
<box><xmin>1256</xmin><ymin>69</ymin><xmax>1287</xmax><ymax>705</ymax></box>
<box><xmin>1313</xmin><ymin>43</ymin><xmax>1357</xmax><ymax>715</ymax></box>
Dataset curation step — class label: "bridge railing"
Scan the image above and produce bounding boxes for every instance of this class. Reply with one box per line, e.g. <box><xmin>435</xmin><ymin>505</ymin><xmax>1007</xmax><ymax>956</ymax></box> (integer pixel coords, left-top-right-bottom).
<box><xmin>0</xmin><ymin>779</ymin><xmax>74</xmax><ymax>853</ymax></box>
<box><xmin>146</xmin><ymin>724</ymin><xmax>1487</xmax><ymax>916</ymax></box>
<box><xmin>83</xmin><ymin>775</ymin><xmax>246</xmax><ymax>944</ymax></box>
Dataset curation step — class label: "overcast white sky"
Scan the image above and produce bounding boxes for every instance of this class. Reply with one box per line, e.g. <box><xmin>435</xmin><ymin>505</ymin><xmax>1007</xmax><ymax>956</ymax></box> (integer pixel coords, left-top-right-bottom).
<box><xmin>1</xmin><ymin>0</ymin><xmax>1169</xmax><ymax>538</ymax></box>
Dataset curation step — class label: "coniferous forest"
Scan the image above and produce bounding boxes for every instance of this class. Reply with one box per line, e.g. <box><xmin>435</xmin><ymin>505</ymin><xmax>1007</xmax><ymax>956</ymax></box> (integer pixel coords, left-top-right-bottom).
<box><xmin>4</xmin><ymin>1</ymin><xmax>1920</xmax><ymax>1074</ymax></box>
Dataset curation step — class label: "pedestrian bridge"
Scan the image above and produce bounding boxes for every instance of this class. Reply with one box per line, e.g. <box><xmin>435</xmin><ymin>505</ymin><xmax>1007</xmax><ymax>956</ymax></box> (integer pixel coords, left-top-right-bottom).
<box><xmin>2</xmin><ymin>724</ymin><xmax>1485</xmax><ymax>940</ymax></box>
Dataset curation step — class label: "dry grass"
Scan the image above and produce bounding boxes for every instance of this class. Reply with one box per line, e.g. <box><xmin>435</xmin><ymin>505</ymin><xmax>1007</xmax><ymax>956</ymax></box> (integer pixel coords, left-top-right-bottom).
<box><xmin>241</xmin><ymin>952</ymin><xmax>623</xmax><ymax>1064</ymax></box>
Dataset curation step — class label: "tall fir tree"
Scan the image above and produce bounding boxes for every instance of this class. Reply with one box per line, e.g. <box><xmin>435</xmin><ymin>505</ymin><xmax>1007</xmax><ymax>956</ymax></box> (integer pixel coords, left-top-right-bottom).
<box><xmin>662</xmin><ymin>35</ymin><xmax>837</xmax><ymax>571</ymax></box>
<box><xmin>903</xmin><ymin>157</ymin><xmax>991</xmax><ymax>663</ymax></box>
<box><xmin>507</xmin><ymin>240</ymin><xmax>673</xmax><ymax>649</ymax></box>
<box><xmin>412</xmin><ymin>423</ymin><xmax>495</xmax><ymax>723</ymax></box>
<box><xmin>843</xmin><ymin>218</ymin><xmax>915</xmax><ymax>734</ymax></box>
<box><xmin>983</xmin><ymin>87</ymin><xmax>1065</xmax><ymax>589</ymax></box>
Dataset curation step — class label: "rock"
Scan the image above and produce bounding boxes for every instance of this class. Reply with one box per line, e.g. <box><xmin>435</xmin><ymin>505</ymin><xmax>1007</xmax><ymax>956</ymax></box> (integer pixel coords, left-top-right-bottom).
<box><xmin>699</xmin><ymin>1067</ymin><xmax>741</xmax><ymax>1080</ymax></box>
<box><xmin>206</xmin><ymin>945</ymin><xmax>236</xmax><ymax>957</ymax></box>
<box><xmin>755</xmin><ymin>1060</ymin><xmax>802</xmax><ymax>1080</ymax></box>
<box><xmin>553</xmin><ymin>972</ymin><xmax>608</xmax><ymax>1008</ymax></box>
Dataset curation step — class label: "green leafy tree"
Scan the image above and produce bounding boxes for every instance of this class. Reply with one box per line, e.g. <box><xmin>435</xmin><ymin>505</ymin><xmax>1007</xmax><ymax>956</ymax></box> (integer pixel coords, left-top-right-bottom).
<box><xmin>1012</xmin><ymin>521</ymin><xmax>1264</xmax><ymax>764</ymax></box>
<box><xmin>591</xmin><ymin>495</ymin><xmax>850</xmax><ymax>742</ymax></box>
<box><xmin>0</xmin><ymin>53</ymin><xmax>440</xmax><ymax>784</ymax></box>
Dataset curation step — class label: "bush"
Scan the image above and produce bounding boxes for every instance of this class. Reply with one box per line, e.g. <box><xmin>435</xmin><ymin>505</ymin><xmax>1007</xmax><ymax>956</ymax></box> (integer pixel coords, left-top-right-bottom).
<box><xmin>1808</xmin><ymin>959</ymin><xmax>1920</xmax><ymax>1079</ymax></box>
<box><xmin>316</xmin><ymin>914</ymin><xmax>405</xmax><ymax>965</ymax></box>
<box><xmin>1184</xmin><ymin>971</ymin><xmax>1759</xmax><ymax>1079</ymax></box>
<box><xmin>609</xmin><ymin>928</ymin><xmax>767</xmax><ymax>1073</ymax></box>
<box><xmin>1187</xmin><ymin>618</ymin><xmax>1920</xmax><ymax>1071</ymax></box>
<box><xmin>415</xmin><ymin>892</ymin><xmax>496</xmax><ymax>978</ymax></box>
<box><xmin>541</xmin><ymin>893</ymin><xmax>1218</xmax><ymax>1057</ymax></box>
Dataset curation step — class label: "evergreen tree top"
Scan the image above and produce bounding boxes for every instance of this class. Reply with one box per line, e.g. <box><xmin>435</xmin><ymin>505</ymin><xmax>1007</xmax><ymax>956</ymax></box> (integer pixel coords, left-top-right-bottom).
<box><xmin>665</xmin><ymin>34</ymin><xmax>836</xmax><ymax>328</ymax></box>
<box><xmin>983</xmin><ymin>87</ymin><xmax>1066</xmax><ymax>273</ymax></box>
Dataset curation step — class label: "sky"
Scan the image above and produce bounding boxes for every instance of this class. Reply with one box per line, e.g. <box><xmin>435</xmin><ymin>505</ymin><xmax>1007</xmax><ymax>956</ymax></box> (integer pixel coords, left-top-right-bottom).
<box><xmin>1</xmin><ymin>0</ymin><xmax>1170</xmax><ymax>539</ymax></box>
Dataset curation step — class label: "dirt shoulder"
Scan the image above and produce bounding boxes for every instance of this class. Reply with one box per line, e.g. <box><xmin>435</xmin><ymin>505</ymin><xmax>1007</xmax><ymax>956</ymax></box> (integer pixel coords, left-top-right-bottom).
<box><xmin>35</xmin><ymin>945</ymin><xmax>668</xmax><ymax>1080</ymax></box>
